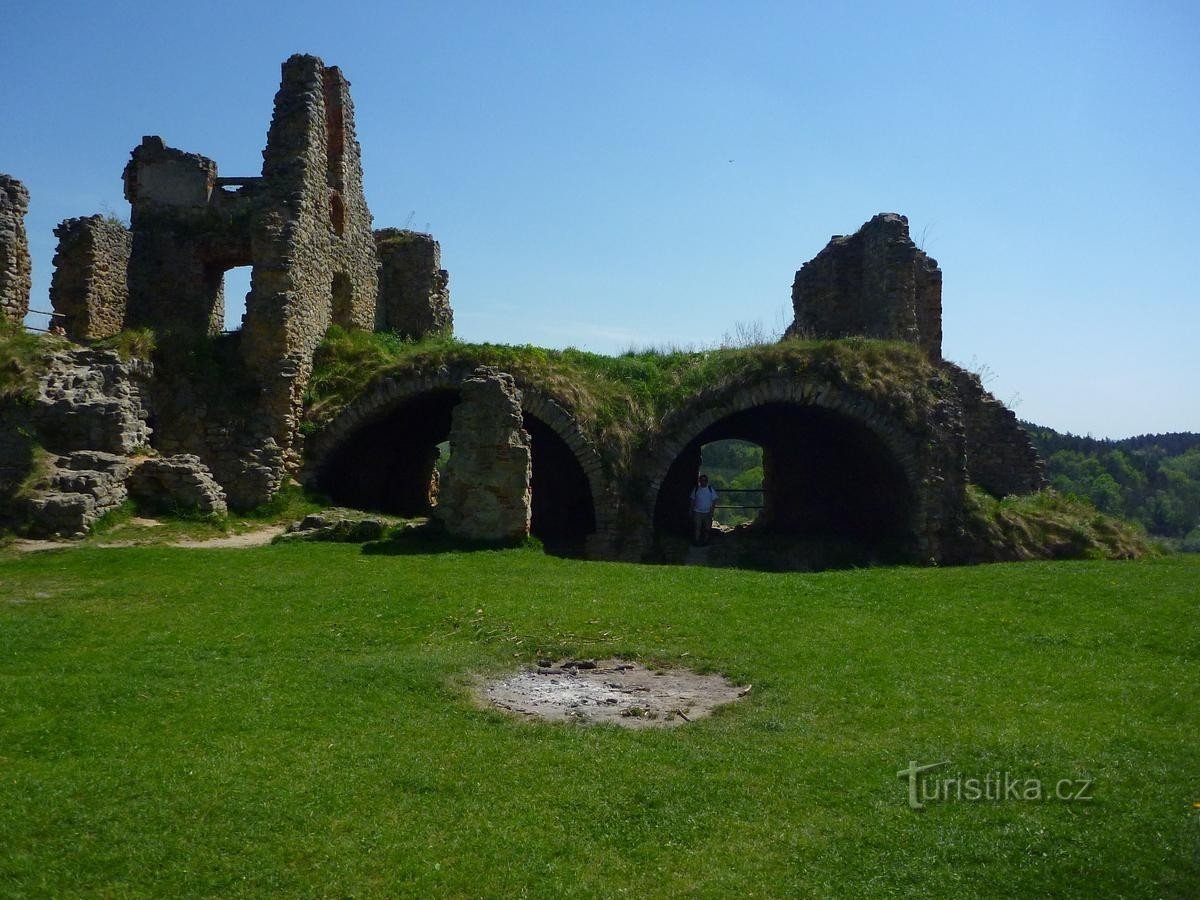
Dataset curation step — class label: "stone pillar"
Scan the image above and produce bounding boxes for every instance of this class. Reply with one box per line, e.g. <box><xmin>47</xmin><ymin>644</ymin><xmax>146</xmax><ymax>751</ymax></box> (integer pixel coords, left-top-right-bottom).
<box><xmin>435</xmin><ymin>367</ymin><xmax>531</xmax><ymax>542</ymax></box>
<box><xmin>375</xmin><ymin>228</ymin><xmax>453</xmax><ymax>339</ymax></box>
<box><xmin>0</xmin><ymin>175</ymin><xmax>32</xmax><ymax>325</ymax></box>
<box><xmin>50</xmin><ymin>215</ymin><xmax>132</xmax><ymax>340</ymax></box>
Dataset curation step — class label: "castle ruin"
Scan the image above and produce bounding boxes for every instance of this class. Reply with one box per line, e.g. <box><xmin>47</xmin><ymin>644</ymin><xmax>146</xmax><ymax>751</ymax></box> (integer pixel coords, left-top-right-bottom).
<box><xmin>0</xmin><ymin>54</ymin><xmax>1047</xmax><ymax>567</ymax></box>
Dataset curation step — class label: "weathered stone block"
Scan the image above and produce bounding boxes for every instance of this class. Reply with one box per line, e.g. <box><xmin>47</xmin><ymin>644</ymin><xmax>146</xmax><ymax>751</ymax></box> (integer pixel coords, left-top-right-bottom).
<box><xmin>32</xmin><ymin>348</ymin><xmax>152</xmax><ymax>455</ymax></box>
<box><xmin>0</xmin><ymin>175</ymin><xmax>32</xmax><ymax>325</ymax></box>
<box><xmin>50</xmin><ymin>215</ymin><xmax>132</xmax><ymax>340</ymax></box>
<box><xmin>375</xmin><ymin>228</ymin><xmax>452</xmax><ymax>339</ymax></box>
<box><xmin>435</xmin><ymin>367</ymin><xmax>531</xmax><ymax>542</ymax></box>
<box><xmin>128</xmin><ymin>455</ymin><xmax>228</xmax><ymax>516</ymax></box>
<box><xmin>23</xmin><ymin>450</ymin><xmax>130</xmax><ymax>538</ymax></box>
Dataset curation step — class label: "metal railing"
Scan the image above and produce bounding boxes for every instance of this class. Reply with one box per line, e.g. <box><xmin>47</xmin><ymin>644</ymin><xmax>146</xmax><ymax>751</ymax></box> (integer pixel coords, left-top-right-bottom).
<box><xmin>712</xmin><ymin>487</ymin><xmax>764</xmax><ymax>511</ymax></box>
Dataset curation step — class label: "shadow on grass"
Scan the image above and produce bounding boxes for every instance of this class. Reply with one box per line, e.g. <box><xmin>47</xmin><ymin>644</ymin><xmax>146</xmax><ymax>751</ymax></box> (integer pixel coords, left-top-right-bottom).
<box><xmin>361</xmin><ymin>522</ymin><xmax>542</xmax><ymax>556</ymax></box>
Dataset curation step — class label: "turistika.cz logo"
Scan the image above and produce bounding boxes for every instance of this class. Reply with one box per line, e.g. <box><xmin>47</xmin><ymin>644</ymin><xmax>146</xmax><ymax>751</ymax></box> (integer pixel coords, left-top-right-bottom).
<box><xmin>897</xmin><ymin>760</ymin><xmax>1095</xmax><ymax>811</ymax></box>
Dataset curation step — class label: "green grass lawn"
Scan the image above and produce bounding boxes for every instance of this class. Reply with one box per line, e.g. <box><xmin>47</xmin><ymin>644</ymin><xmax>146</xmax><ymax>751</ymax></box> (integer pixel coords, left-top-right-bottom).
<box><xmin>1</xmin><ymin>545</ymin><xmax>1197</xmax><ymax>898</ymax></box>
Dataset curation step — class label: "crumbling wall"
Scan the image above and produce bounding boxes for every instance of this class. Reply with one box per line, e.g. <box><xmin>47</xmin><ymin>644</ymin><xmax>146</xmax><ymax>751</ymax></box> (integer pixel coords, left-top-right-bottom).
<box><xmin>117</xmin><ymin>54</ymin><xmax>379</xmax><ymax>509</ymax></box>
<box><xmin>785</xmin><ymin>213</ymin><xmax>942</xmax><ymax>360</ymax></box>
<box><xmin>240</xmin><ymin>54</ymin><xmax>379</xmax><ymax>474</ymax></box>
<box><xmin>0</xmin><ymin>175</ymin><xmax>32</xmax><ymax>325</ymax></box>
<box><xmin>123</xmin><ymin>136</ymin><xmax>256</xmax><ymax>338</ymax></box>
<box><xmin>375</xmin><ymin>229</ymin><xmax>452</xmax><ymax>338</ymax></box>
<box><xmin>49</xmin><ymin>215</ymin><xmax>132</xmax><ymax>340</ymax></box>
<box><xmin>942</xmin><ymin>362</ymin><xmax>1046</xmax><ymax>497</ymax></box>
<box><xmin>5</xmin><ymin>348</ymin><xmax>153</xmax><ymax>536</ymax></box>
<box><xmin>32</xmin><ymin>347</ymin><xmax>153</xmax><ymax>456</ymax></box>
<box><xmin>435</xmin><ymin>367</ymin><xmax>532</xmax><ymax>542</ymax></box>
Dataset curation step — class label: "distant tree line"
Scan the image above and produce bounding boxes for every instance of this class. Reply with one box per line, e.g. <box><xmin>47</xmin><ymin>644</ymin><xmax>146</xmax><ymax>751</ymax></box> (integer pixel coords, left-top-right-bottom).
<box><xmin>700</xmin><ymin>440</ymin><xmax>765</xmax><ymax>526</ymax></box>
<box><xmin>1023</xmin><ymin>423</ymin><xmax>1200</xmax><ymax>546</ymax></box>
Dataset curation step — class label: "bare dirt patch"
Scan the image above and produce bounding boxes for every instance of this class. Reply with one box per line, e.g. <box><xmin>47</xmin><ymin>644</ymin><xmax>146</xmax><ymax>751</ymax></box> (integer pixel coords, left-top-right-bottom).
<box><xmin>168</xmin><ymin>525</ymin><xmax>285</xmax><ymax>549</ymax></box>
<box><xmin>478</xmin><ymin>659</ymin><xmax>750</xmax><ymax>728</ymax></box>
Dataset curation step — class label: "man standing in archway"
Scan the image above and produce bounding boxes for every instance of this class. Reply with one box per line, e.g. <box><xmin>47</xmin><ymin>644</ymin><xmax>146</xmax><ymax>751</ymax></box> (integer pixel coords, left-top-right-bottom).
<box><xmin>689</xmin><ymin>474</ymin><xmax>719</xmax><ymax>546</ymax></box>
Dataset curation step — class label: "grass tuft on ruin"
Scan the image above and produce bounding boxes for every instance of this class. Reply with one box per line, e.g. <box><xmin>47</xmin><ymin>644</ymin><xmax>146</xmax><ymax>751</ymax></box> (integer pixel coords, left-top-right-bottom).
<box><xmin>305</xmin><ymin>327</ymin><xmax>940</xmax><ymax>465</ymax></box>
<box><xmin>0</xmin><ymin>322</ymin><xmax>58</xmax><ymax>403</ymax></box>
<box><xmin>960</xmin><ymin>485</ymin><xmax>1158</xmax><ymax>562</ymax></box>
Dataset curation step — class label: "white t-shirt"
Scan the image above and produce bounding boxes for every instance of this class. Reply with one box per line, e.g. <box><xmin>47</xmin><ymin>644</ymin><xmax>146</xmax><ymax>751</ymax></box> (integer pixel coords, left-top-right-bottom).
<box><xmin>690</xmin><ymin>485</ymin><xmax>718</xmax><ymax>514</ymax></box>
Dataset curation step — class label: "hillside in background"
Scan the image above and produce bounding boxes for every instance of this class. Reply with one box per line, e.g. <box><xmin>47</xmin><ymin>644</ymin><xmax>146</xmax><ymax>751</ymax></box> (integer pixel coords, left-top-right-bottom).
<box><xmin>1023</xmin><ymin>422</ymin><xmax>1200</xmax><ymax>545</ymax></box>
<box><xmin>697</xmin><ymin>425</ymin><xmax>1200</xmax><ymax>549</ymax></box>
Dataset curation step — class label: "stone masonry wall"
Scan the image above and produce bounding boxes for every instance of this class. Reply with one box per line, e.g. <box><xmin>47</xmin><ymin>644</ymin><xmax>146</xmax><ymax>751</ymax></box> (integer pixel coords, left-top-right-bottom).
<box><xmin>0</xmin><ymin>175</ymin><xmax>32</xmax><ymax>325</ymax></box>
<box><xmin>31</xmin><ymin>347</ymin><xmax>153</xmax><ymax>456</ymax></box>
<box><xmin>375</xmin><ymin>229</ymin><xmax>452</xmax><ymax>338</ymax></box>
<box><xmin>123</xmin><ymin>137</ymin><xmax>241</xmax><ymax>338</ymax></box>
<box><xmin>435</xmin><ymin>367</ymin><xmax>532</xmax><ymax>542</ymax></box>
<box><xmin>50</xmin><ymin>215</ymin><xmax>132</xmax><ymax>340</ymax></box>
<box><xmin>241</xmin><ymin>54</ymin><xmax>379</xmax><ymax>474</ymax></box>
<box><xmin>786</xmin><ymin>213</ymin><xmax>942</xmax><ymax>360</ymax></box>
<box><xmin>116</xmin><ymin>55</ymin><xmax>379</xmax><ymax>509</ymax></box>
<box><xmin>942</xmin><ymin>362</ymin><xmax>1046</xmax><ymax>497</ymax></box>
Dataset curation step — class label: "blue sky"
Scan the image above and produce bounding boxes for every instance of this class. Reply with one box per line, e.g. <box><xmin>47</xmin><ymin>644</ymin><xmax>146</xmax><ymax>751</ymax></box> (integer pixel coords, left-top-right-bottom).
<box><xmin>5</xmin><ymin>1</ymin><xmax>1197</xmax><ymax>438</ymax></box>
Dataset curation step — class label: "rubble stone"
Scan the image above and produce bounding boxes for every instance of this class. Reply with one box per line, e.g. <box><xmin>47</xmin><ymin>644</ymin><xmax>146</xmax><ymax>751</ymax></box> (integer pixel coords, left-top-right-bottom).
<box><xmin>128</xmin><ymin>455</ymin><xmax>228</xmax><ymax>516</ymax></box>
<box><xmin>23</xmin><ymin>450</ymin><xmax>130</xmax><ymax>538</ymax></box>
<box><xmin>278</xmin><ymin>509</ymin><xmax>388</xmax><ymax>542</ymax></box>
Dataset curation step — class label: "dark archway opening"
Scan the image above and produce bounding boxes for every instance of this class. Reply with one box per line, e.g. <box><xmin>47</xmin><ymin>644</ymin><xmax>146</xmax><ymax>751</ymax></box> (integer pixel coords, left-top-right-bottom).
<box><xmin>315</xmin><ymin>393</ymin><xmax>597</xmax><ymax>548</ymax></box>
<box><xmin>524</xmin><ymin>414</ymin><xmax>596</xmax><ymax>549</ymax></box>
<box><xmin>653</xmin><ymin>403</ymin><xmax>914</xmax><ymax>564</ymax></box>
<box><xmin>318</xmin><ymin>389</ymin><xmax>458</xmax><ymax>515</ymax></box>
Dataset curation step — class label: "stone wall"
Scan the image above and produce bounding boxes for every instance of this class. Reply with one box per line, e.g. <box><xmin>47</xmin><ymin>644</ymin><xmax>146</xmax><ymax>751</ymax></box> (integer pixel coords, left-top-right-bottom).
<box><xmin>32</xmin><ymin>347</ymin><xmax>153</xmax><ymax>456</ymax></box>
<box><xmin>49</xmin><ymin>215</ymin><xmax>132</xmax><ymax>340</ymax></box>
<box><xmin>785</xmin><ymin>213</ymin><xmax>942</xmax><ymax>360</ymax></box>
<box><xmin>123</xmin><ymin>137</ymin><xmax>240</xmax><ymax>338</ymax></box>
<box><xmin>239</xmin><ymin>54</ymin><xmax>379</xmax><ymax>477</ymax></box>
<box><xmin>375</xmin><ymin>229</ymin><xmax>452</xmax><ymax>338</ymax></box>
<box><xmin>435</xmin><ymin>367</ymin><xmax>532</xmax><ymax>542</ymax></box>
<box><xmin>147</xmin><ymin>357</ymin><xmax>287</xmax><ymax>511</ymax></box>
<box><xmin>1</xmin><ymin>347</ymin><xmax>153</xmax><ymax>535</ymax></box>
<box><xmin>0</xmin><ymin>175</ymin><xmax>32</xmax><ymax>325</ymax></box>
<box><xmin>942</xmin><ymin>362</ymin><xmax>1046</xmax><ymax>498</ymax></box>
<box><xmin>117</xmin><ymin>54</ymin><xmax>379</xmax><ymax>509</ymax></box>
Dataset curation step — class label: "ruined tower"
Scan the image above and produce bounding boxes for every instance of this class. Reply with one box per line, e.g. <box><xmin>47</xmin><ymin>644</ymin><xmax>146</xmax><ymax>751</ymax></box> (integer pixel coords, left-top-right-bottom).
<box><xmin>785</xmin><ymin>213</ymin><xmax>942</xmax><ymax>360</ymax></box>
<box><xmin>0</xmin><ymin>175</ymin><xmax>32</xmax><ymax>326</ymax></box>
<box><xmin>241</xmin><ymin>54</ymin><xmax>379</xmax><ymax>458</ymax></box>
<box><xmin>119</xmin><ymin>54</ymin><xmax>379</xmax><ymax>507</ymax></box>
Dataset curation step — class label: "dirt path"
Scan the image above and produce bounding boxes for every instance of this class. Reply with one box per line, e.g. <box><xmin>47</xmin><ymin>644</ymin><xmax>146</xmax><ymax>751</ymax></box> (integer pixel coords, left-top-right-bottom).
<box><xmin>8</xmin><ymin>524</ymin><xmax>286</xmax><ymax>553</ymax></box>
<box><xmin>168</xmin><ymin>526</ymin><xmax>285</xmax><ymax>548</ymax></box>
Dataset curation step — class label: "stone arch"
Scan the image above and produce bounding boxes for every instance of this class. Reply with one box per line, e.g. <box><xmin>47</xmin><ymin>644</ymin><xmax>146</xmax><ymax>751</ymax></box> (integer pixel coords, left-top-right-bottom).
<box><xmin>640</xmin><ymin>376</ymin><xmax>954</xmax><ymax>561</ymax></box>
<box><xmin>303</xmin><ymin>370</ymin><xmax>617</xmax><ymax>549</ymax></box>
